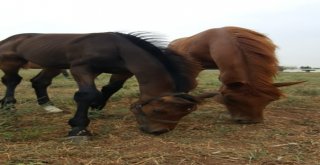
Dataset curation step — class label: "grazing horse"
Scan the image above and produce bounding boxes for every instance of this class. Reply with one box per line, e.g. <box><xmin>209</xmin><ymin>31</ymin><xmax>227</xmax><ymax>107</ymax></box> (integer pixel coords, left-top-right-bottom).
<box><xmin>0</xmin><ymin>33</ymin><xmax>65</xmax><ymax>113</ymax></box>
<box><xmin>0</xmin><ymin>32</ymin><xmax>214</xmax><ymax>137</ymax></box>
<box><xmin>169</xmin><ymin>26</ymin><xmax>303</xmax><ymax>123</ymax></box>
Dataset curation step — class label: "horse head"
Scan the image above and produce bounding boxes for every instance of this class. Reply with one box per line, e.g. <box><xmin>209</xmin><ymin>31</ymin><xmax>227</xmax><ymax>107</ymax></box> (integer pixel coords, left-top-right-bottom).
<box><xmin>130</xmin><ymin>92</ymin><xmax>218</xmax><ymax>135</ymax></box>
<box><xmin>214</xmin><ymin>81</ymin><xmax>305</xmax><ymax>124</ymax></box>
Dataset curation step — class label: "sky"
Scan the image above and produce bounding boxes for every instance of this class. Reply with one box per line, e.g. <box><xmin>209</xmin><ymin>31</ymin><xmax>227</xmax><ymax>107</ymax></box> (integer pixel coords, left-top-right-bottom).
<box><xmin>1</xmin><ymin>0</ymin><xmax>319</xmax><ymax>67</ymax></box>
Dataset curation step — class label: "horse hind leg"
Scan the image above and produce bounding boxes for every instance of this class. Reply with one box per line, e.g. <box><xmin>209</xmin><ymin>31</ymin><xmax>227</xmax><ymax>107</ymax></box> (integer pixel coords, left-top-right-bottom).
<box><xmin>30</xmin><ymin>69</ymin><xmax>63</xmax><ymax>113</ymax></box>
<box><xmin>0</xmin><ymin>70</ymin><xmax>22</xmax><ymax>111</ymax></box>
<box><xmin>61</xmin><ymin>69</ymin><xmax>70</xmax><ymax>78</ymax></box>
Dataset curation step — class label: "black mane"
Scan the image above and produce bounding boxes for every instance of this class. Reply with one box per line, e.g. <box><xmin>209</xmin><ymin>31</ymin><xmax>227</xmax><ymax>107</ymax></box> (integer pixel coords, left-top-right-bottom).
<box><xmin>114</xmin><ymin>32</ymin><xmax>198</xmax><ymax>92</ymax></box>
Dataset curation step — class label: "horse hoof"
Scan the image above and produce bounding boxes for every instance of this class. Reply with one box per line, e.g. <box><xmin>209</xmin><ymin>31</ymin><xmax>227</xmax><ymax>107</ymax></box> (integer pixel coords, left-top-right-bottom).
<box><xmin>0</xmin><ymin>104</ymin><xmax>17</xmax><ymax>112</ymax></box>
<box><xmin>67</xmin><ymin>127</ymin><xmax>92</xmax><ymax>142</ymax></box>
<box><xmin>66</xmin><ymin>135</ymin><xmax>91</xmax><ymax>143</ymax></box>
<box><xmin>42</xmin><ymin>105</ymin><xmax>63</xmax><ymax>113</ymax></box>
<box><xmin>68</xmin><ymin>127</ymin><xmax>92</xmax><ymax>136</ymax></box>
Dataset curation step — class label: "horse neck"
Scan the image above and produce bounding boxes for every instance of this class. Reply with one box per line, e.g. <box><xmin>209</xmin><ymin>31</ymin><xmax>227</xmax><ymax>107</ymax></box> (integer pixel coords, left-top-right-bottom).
<box><xmin>169</xmin><ymin>37</ymin><xmax>193</xmax><ymax>56</ymax></box>
<box><xmin>170</xmin><ymin>35</ymin><xmax>217</xmax><ymax>71</ymax></box>
<box><xmin>214</xmin><ymin>47</ymin><xmax>249</xmax><ymax>84</ymax></box>
<box><xmin>135</xmin><ymin>69</ymin><xmax>176</xmax><ymax>101</ymax></box>
<box><xmin>115</xmin><ymin>33</ymin><xmax>199</xmax><ymax>101</ymax></box>
<box><xmin>169</xmin><ymin>37</ymin><xmax>205</xmax><ymax>75</ymax></box>
<box><xmin>117</xmin><ymin>46</ymin><xmax>176</xmax><ymax>101</ymax></box>
<box><xmin>211</xmin><ymin>27</ymin><xmax>280</xmax><ymax>98</ymax></box>
<box><xmin>215</xmin><ymin>27</ymin><xmax>278</xmax><ymax>84</ymax></box>
<box><xmin>134</xmin><ymin>53</ymin><xmax>199</xmax><ymax>100</ymax></box>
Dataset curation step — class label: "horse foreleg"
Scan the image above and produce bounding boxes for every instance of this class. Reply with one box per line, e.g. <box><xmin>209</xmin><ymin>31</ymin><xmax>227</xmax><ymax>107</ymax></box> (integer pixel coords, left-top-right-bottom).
<box><xmin>90</xmin><ymin>73</ymin><xmax>133</xmax><ymax>110</ymax></box>
<box><xmin>68</xmin><ymin>66</ymin><xmax>102</xmax><ymax>138</ymax></box>
<box><xmin>30</xmin><ymin>69</ymin><xmax>63</xmax><ymax>113</ymax></box>
<box><xmin>0</xmin><ymin>70</ymin><xmax>22</xmax><ymax>111</ymax></box>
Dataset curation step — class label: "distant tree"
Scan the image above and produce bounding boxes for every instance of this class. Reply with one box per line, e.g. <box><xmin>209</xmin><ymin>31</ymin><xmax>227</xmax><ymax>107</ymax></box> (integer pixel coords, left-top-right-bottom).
<box><xmin>300</xmin><ymin>66</ymin><xmax>315</xmax><ymax>72</ymax></box>
<box><xmin>278</xmin><ymin>66</ymin><xmax>285</xmax><ymax>71</ymax></box>
<box><xmin>300</xmin><ymin>66</ymin><xmax>312</xmax><ymax>69</ymax></box>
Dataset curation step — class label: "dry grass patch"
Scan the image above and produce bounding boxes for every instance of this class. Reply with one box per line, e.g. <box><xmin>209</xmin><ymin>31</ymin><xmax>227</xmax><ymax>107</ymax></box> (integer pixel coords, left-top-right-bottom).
<box><xmin>0</xmin><ymin>70</ymin><xmax>319</xmax><ymax>164</ymax></box>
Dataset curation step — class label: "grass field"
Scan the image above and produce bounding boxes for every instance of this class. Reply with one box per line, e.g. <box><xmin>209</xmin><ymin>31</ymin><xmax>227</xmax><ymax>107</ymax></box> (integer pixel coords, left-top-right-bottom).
<box><xmin>0</xmin><ymin>70</ymin><xmax>319</xmax><ymax>165</ymax></box>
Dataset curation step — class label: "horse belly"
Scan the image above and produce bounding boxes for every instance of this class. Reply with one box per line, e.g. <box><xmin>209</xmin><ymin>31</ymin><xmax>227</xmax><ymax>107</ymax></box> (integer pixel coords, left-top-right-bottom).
<box><xmin>17</xmin><ymin>46</ymin><xmax>68</xmax><ymax>68</ymax></box>
<box><xmin>22</xmin><ymin>61</ymin><xmax>44</xmax><ymax>69</ymax></box>
<box><xmin>19</xmin><ymin>50</ymin><xmax>69</xmax><ymax>68</ymax></box>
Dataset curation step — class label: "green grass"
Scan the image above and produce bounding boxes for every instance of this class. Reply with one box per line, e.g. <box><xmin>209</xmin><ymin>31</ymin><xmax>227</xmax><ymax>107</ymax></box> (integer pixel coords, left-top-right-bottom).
<box><xmin>247</xmin><ymin>148</ymin><xmax>269</xmax><ymax>162</ymax></box>
<box><xmin>0</xmin><ymin>70</ymin><xmax>319</xmax><ymax>164</ymax></box>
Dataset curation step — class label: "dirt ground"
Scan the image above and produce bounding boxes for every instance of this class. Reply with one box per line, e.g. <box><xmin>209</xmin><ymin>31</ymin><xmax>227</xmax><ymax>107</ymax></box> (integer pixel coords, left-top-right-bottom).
<box><xmin>0</xmin><ymin>71</ymin><xmax>319</xmax><ymax>165</ymax></box>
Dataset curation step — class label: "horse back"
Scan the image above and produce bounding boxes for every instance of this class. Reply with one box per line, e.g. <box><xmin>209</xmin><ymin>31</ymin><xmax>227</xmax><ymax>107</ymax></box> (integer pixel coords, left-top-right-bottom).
<box><xmin>0</xmin><ymin>33</ymin><xmax>38</xmax><ymax>53</ymax></box>
<box><xmin>12</xmin><ymin>34</ymin><xmax>87</xmax><ymax>68</ymax></box>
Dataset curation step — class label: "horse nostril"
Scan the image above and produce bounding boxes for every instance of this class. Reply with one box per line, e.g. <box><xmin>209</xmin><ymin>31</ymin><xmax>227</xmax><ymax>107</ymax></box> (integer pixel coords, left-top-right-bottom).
<box><xmin>140</xmin><ymin>126</ymin><xmax>170</xmax><ymax>135</ymax></box>
<box><xmin>139</xmin><ymin>125</ymin><xmax>150</xmax><ymax>133</ymax></box>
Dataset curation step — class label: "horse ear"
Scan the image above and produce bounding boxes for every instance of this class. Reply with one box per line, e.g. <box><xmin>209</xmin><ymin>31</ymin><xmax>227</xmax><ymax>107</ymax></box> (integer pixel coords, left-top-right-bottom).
<box><xmin>173</xmin><ymin>93</ymin><xmax>200</xmax><ymax>103</ymax></box>
<box><xmin>194</xmin><ymin>91</ymin><xmax>220</xmax><ymax>101</ymax></box>
<box><xmin>161</xmin><ymin>94</ymin><xmax>199</xmax><ymax>105</ymax></box>
<box><xmin>174</xmin><ymin>92</ymin><xmax>223</xmax><ymax>104</ymax></box>
<box><xmin>273</xmin><ymin>81</ymin><xmax>306</xmax><ymax>87</ymax></box>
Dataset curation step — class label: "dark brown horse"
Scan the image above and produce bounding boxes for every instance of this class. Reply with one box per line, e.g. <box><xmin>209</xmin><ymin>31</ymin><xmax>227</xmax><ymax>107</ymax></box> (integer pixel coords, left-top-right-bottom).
<box><xmin>0</xmin><ymin>32</ymin><xmax>213</xmax><ymax>138</ymax></box>
<box><xmin>169</xmin><ymin>26</ymin><xmax>303</xmax><ymax>123</ymax></box>
<box><xmin>0</xmin><ymin>33</ymin><xmax>65</xmax><ymax>113</ymax></box>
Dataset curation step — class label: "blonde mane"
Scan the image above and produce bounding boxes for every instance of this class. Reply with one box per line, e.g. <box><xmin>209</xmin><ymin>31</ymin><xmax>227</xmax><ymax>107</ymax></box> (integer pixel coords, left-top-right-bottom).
<box><xmin>224</xmin><ymin>26</ymin><xmax>282</xmax><ymax>99</ymax></box>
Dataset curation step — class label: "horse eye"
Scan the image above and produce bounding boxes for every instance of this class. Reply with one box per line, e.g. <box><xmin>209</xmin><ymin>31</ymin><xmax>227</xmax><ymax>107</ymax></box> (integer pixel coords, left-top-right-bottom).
<box><xmin>226</xmin><ymin>82</ymin><xmax>244</xmax><ymax>90</ymax></box>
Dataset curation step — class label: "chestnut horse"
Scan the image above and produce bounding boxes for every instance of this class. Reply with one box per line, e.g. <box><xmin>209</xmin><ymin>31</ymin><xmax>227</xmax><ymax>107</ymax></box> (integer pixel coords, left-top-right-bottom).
<box><xmin>169</xmin><ymin>26</ymin><xmax>303</xmax><ymax>123</ymax></box>
<box><xmin>0</xmin><ymin>32</ymin><xmax>214</xmax><ymax>138</ymax></box>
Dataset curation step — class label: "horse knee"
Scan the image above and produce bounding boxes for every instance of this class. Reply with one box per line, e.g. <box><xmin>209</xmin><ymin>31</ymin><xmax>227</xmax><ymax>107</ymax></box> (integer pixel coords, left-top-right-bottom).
<box><xmin>101</xmin><ymin>81</ymin><xmax>124</xmax><ymax>94</ymax></box>
<box><xmin>74</xmin><ymin>90</ymin><xmax>103</xmax><ymax>103</ymax></box>
<box><xmin>1</xmin><ymin>75</ymin><xmax>22</xmax><ymax>87</ymax></box>
<box><xmin>30</xmin><ymin>78</ymin><xmax>51</xmax><ymax>89</ymax></box>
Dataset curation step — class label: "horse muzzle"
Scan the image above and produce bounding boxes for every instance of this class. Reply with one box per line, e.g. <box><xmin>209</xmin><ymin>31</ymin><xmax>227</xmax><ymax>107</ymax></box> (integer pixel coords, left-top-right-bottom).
<box><xmin>139</xmin><ymin>125</ymin><xmax>171</xmax><ymax>135</ymax></box>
